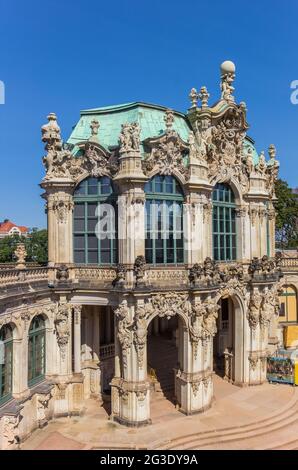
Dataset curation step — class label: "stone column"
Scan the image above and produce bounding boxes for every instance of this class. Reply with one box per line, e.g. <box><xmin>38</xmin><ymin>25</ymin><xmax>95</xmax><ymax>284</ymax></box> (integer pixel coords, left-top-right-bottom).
<box><xmin>176</xmin><ymin>318</ymin><xmax>213</xmax><ymax>415</ymax></box>
<box><xmin>111</xmin><ymin>301</ymin><xmax>150</xmax><ymax>426</ymax></box>
<box><xmin>40</xmin><ymin>179</ymin><xmax>75</xmax><ymax>266</ymax></box>
<box><xmin>73</xmin><ymin>305</ymin><xmax>82</xmax><ymax>374</ymax></box>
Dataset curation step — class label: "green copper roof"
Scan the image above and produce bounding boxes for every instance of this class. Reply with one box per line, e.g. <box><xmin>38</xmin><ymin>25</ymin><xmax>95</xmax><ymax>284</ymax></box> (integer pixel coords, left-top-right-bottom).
<box><xmin>67</xmin><ymin>102</ymin><xmax>191</xmax><ymax>154</ymax></box>
<box><xmin>67</xmin><ymin>101</ymin><xmax>260</xmax><ymax>163</ymax></box>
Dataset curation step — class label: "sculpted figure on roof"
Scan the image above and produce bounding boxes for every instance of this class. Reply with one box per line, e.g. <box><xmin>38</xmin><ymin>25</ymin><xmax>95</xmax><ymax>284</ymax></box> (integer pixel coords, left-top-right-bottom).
<box><xmin>119</xmin><ymin>122</ymin><xmax>140</xmax><ymax>152</ymax></box>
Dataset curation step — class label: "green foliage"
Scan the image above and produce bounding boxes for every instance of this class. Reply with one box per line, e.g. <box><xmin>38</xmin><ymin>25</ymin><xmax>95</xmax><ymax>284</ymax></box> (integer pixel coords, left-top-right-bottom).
<box><xmin>0</xmin><ymin>230</ymin><xmax>48</xmax><ymax>264</ymax></box>
<box><xmin>274</xmin><ymin>179</ymin><xmax>298</xmax><ymax>249</ymax></box>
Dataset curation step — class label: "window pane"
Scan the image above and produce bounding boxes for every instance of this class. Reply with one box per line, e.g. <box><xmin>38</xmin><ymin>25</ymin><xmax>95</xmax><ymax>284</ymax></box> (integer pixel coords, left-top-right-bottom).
<box><xmin>74</xmin><ymin>235</ymin><xmax>85</xmax><ymax>249</ymax></box>
<box><xmin>88</xmin><ymin>203</ymin><xmax>97</xmax><ymax>217</ymax></box>
<box><xmin>101</xmin><ymin>251</ymin><xmax>110</xmax><ymax>263</ymax></box>
<box><xmin>87</xmin><ymin>218</ymin><xmax>97</xmax><ymax>232</ymax></box>
<box><xmin>88</xmin><ymin>251</ymin><xmax>98</xmax><ymax>263</ymax></box>
<box><xmin>74</xmin><ymin>203</ymin><xmax>84</xmax><ymax>217</ymax></box>
<box><xmin>74</xmin><ymin>251</ymin><xmax>85</xmax><ymax>263</ymax></box>
<box><xmin>74</xmin><ymin>218</ymin><xmax>85</xmax><ymax>232</ymax></box>
<box><xmin>88</xmin><ymin>234</ymin><xmax>97</xmax><ymax>249</ymax></box>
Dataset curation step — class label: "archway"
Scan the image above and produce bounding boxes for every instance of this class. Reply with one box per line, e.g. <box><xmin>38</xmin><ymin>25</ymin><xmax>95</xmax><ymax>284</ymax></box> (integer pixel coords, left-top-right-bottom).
<box><xmin>147</xmin><ymin>316</ymin><xmax>180</xmax><ymax>405</ymax></box>
<box><xmin>213</xmin><ymin>294</ymin><xmax>246</xmax><ymax>385</ymax></box>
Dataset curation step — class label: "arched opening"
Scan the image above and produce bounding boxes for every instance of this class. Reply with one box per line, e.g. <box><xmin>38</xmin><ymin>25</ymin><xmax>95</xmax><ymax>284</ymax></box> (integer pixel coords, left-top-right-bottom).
<box><xmin>212</xmin><ymin>183</ymin><xmax>236</xmax><ymax>261</ymax></box>
<box><xmin>213</xmin><ymin>298</ymin><xmax>235</xmax><ymax>380</ymax></box>
<box><xmin>0</xmin><ymin>324</ymin><xmax>13</xmax><ymax>405</ymax></box>
<box><xmin>28</xmin><ymin>315</ymin><xmax>46</xmax><ymax>387</ymax></box>
<box><xmin>213</xmin><ymin>294</ymin><xmax>245</xmax><ymax>385</ymax></box>
<box><xmin>80</xmin><ymin>305</ymin><xmax>115</xmax><ymax>414</ymax></box>
<box><xmin>73</xmin><ymin>176</ymin><xmax>117</xmax><ymax>264</ymax></box>
<box><xmin>147</xmin><ymin>315</ymin><xmax>182</xmax><ymax>407</ymax></box>
<box><xmin>144</xmin><ymin>175</ymin><xmax>184</xmax><ymax>265</ymax></box>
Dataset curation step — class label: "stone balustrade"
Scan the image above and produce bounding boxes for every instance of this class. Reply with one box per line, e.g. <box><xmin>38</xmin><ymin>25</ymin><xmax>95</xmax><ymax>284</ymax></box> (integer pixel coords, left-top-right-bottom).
<box><xmin>0</xmin><ymin>257</ymin><xmax>293</xmax><ymax>291</ymax></box>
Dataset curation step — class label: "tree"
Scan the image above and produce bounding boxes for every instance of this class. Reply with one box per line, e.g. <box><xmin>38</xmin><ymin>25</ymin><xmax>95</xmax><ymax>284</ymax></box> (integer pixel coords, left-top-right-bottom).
<box><xmin>25</xmin><ymin>229</ymin><xmax>48</xmax><ymax>263</ymax></box>
<box><xmin>274</xmin><ymin>179</ymin><xmax>298</xmax><ymax>249</ymax></box>
<box><xmin>0</xmin><ymin>229</ymin><xmax>48</xmax><ymax>264</ymax></box>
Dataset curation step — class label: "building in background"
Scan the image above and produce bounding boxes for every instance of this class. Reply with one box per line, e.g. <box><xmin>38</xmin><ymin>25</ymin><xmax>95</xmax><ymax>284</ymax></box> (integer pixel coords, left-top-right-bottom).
<box><xmin>0</xmin><ymin>219</ymin><xmax>29</xmax><ymax>239</ymax></box>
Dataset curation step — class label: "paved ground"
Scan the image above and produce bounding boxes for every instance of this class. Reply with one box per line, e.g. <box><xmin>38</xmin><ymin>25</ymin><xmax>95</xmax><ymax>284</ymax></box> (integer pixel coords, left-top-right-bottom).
<box><xmin>21</xmin><ymin>376</ymin><xmax>297</xmax><ymax>450</ymax></box>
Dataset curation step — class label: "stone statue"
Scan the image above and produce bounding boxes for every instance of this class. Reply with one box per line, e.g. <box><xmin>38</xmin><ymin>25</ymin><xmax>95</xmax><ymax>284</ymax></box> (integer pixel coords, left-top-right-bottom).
<box><xmin>134</xmin><ymin>307</ymin><xmax>148</xmax><ymax>367</ymax></box>
<box><xmin>248</xmin><ymin>288</ymin><xmax>262</xmax><ymax>329</ymax></box>
<box><xmin>113</xmin><ymin>264</ymin><xmax>127</xmax><ymax>287</ymax></box>
<box><xmin>220</xmin><ymin>60</ymin><xmax>236</xmax><ymax>102</ymax></box>
<box><xmin>119</xmin><ymin>122</ymin><xmax>140</xmax><ymax>152</ymax></box>
<box><xmin>198</xmin><ymin>86</ymin><xmax>209</xmax><ymax>107</ymax></box>
<box><xmin>164</xmin><ymin>108</ymin><xmax>174</xmax><ymax>131</ymax></box>
<box><xmin>245</xmin><ymin>147</ymin><xmax>254</xmax><ymax>174</ymax></box>
<box><xmin>189</xmin><ymin>87</ymin><xmax>198</xmax><ymax>108</ymax></box>
<box><xmin>55</xmin><ymin>303</ymin><xmax>70</xmax><ymax>351</ymax></box>
<box><xmin>14</xmin><ymin>243</ymin><xmax>27</xmax><ymax>269</ymax></box>
<box><xmin>134</xmin><ymin>255</ymin><xmax>146</xmax><ymax>286</ymax></box>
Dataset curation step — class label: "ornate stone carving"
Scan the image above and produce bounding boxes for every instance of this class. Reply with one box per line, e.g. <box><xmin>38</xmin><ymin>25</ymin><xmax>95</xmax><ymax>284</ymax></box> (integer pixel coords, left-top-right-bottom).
<box><xmin>189</xmin><ymin>297</ymin><xmax>220</xmax><ymax>355</ymax></box>
<box><xmin>248</xmin><ymin>288</ymin><xmax>262</xmax><ymax>329</ymax></box>
<box><xmin>41</xmin><ymin>113</ymin><xmax>118</xmax><ymax>181</ymax></box>
<box><xmin>133</xmin><ymin>307</ymin><xmax>147</xmax><ymax>368</ymax></box>
<box><xmin>260</xmin><ymin>286</ymin><xmax>277</xmax><ymax>328</ymax></box>
<box><xmin>14</xmin><ymin>243</ymin><xmax>27</xmax><ymax>269</ymax></box>
<box><xmin>248</xmin><ymin>354</ymin><xmax>259</xmax><ymax>371</ymax></box>
<box><xmin>248</xmin><ymin>255</ymin><xmax>277</xmax><ymax>279</ymax></box>
<box><xmin>134</xmin><ymin>255</ymin><xmax>146</xmax><ymax>286</ymax></box>
<box><xmin>73</xmin><ymin>305</ymin><xmax>82</xmax><ymax>325</ymax></box>
<box><xmin>113</xmin><ymin>264</ymin><xmax>127</xmax><ymax>287</ymax></box>
<box><xmin>119</xmin><ymin>122</ymin><xmax>140</xmax><ymax>153</ymax></box>
<box><xmin>55</xmin><ymin>303</ymin><xmax>71</xmax><ymax>357</ymax></box>
<box><xmin>52</xmin><ymin>198</ymin><xmax>73</xmax><ymax>224</ymax></box>
<box><xmin>198</xmin><ymin>86</ymin><xmax>210</xmax><ymax>108</ymax></box>
<box><xmin>189</xmin><ymin>257</ymin><xmax>221</xmax><ymax>286</ymax></box>
<box><xmin>2</xmin><ymin>416</ymin><xmax>20</xmax><ymax>449</ymax></box>
<box><xmin>114</xmin><ymin>304</ymin><xmax>133</xmax><ymax>365</ymax></box>
<box><xmin>143</xmin><ymin>109</ymin><xmax>189</xmax><ymax>177</ymax></box>
<box><xmin>265</xmin><ymin>145</ymin><xmax>280</xmax><ymax>198</ymax></box>
<box><xmin>255</xmin><ymin>151</ymin><xmax>266</xmax><ymax>175</ymax></box>
<box><xmin>56</xmin><ymin>264</ymin><xmax>69</xmax><ymax>281</ymax></box>
<box><xmin>220</xmin><ymin>61</ymin><xmax>236</xmax><ymax>102</ymax></box>
<box><xmin>189</xmin><ymin>87</ymin><xmax>198</xmax><ymax>108</ymax></box>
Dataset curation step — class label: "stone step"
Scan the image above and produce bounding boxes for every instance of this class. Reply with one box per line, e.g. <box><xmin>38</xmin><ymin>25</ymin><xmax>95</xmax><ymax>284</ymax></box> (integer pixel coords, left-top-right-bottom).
<box><xmin>154</xmin><ymin>391</ymin><xmax>298</xmax><ymax>450</ymax></box>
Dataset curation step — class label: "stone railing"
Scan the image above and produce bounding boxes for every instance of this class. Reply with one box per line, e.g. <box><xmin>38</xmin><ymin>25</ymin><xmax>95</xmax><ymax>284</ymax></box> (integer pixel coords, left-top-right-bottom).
<box><xmin>73</xmin><ymin>266</ymin><xmax>117</xmax><ymax>284</ymax></box>
<box><xmin>99</xmin><ymin>343</ymin><xmax>115</xmax><ymax>359</ymax></box>
<box><xmin>280</xmin><ymin>257</ymin><xmax>298</xmax><ymax>271</ymax></box>
<box><xmin>0</xmin><ymin>267</ymin><xmax>51</xmax><ymax>288</ymax></box>
<box><xmin>147</xmin><ymin>266</ymin><xmax>189</xmax><ymax>287</ymax></box>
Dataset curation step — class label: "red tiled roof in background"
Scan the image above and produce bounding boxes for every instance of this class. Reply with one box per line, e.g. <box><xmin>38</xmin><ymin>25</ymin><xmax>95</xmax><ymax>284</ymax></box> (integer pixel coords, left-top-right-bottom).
<box><xmin>0</xmin><ymin>220</ymin><xmax>29</xmax><ymax>234</ymax></box>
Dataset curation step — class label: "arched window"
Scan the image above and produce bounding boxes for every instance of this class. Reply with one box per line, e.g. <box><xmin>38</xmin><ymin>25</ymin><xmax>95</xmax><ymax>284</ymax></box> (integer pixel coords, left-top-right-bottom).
<box><xmin>145</xmin><ymin>175</ymin><xmax>184</xmax><ymax>264</ymax></box>
<box><xmin>73</xmin><ymin>176</ymin><xmax>117</xmax><ymax>264</ymax></box>
<box><xmin>28</xmin><ymin>316</ymin><xmax>45</xmax><ymax>386</ymax></box>
<box><xmin>279</xmin><ymin>285</ymin><xmax>297</xmax><ymax>323</ymax></box>
<box><xmin>212</xmin><ymin>183</ymin><xmax>236</xmax><ymax>261</ymax></box>
<box><xmin>0</xmin><ymin>324</ymin><xmax>13</xmax><ymax>405</ymax></box>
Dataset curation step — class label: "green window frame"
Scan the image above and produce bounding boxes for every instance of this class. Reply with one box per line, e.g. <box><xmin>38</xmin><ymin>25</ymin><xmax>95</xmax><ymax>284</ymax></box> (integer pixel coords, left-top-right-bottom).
<box><xmin>0</xmin><ymin>324</ymin><xmax>13</xmax><ymax>406</ymax></box>
<box><xmin>212</xmin><ymin>183</ymin><xmax>236</xmax><ymax>261</ymax></box>
<box><xmin>145</xmin><ymin>175</ymin><xmax>184</xmax><ymax>265</ymax></box>
<box><xmin>28</xmin><ymin>315</ymin><xmax>45</xmax><ymax>387</ymax></box>
<box><xmin>73</xmin><ymin>177</ymin><xmax>118</xmax><ymax>265</ymax></box>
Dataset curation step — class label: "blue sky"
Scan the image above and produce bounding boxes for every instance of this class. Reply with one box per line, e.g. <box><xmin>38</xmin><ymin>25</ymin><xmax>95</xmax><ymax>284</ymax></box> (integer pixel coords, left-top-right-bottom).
<box><xmin>0</xmin><ymin>0</ymin><xmax>297</xmax><ymax>228</ymax></box>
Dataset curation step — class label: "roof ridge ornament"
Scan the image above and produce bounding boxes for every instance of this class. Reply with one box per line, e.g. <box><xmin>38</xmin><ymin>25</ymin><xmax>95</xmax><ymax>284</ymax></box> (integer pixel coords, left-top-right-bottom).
<box><xmin>189</xmin><ymin>88</ymin><xmax>199</xmax><ymax>108</ymax></box>
<box><xmin>89</xmin><ymin>119</ymin><xmax>100</xmax><ymax>142</ymax></box>
<box><xmin>164</xmin><ymin>108</ymin><xmax>174</xmax><ymax>132</ymax></box>
<box><xmin>198</xmin><ymin>86</ymin><xmax>209</xmax><ymax>108</ymax></box>
<box><xmin>220</xmin><ymin>60</ymin><xmax>236</xmax><ymax>102</ymax></box>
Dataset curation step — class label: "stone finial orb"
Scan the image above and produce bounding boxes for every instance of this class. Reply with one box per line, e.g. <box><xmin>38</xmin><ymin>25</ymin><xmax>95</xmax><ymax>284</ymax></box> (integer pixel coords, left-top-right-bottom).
<box><xmin>220</xmin><ymin>60</ymin><xmax>236</xmax><ymax>75</ymax></box>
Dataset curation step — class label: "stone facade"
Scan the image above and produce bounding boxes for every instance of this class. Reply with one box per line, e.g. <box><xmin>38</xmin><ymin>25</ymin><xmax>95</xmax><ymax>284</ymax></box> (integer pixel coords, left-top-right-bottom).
<box><xmin>0</xmin><ymin>61</ymin><xmax>283</xmax><ymax>447</ymax></box>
